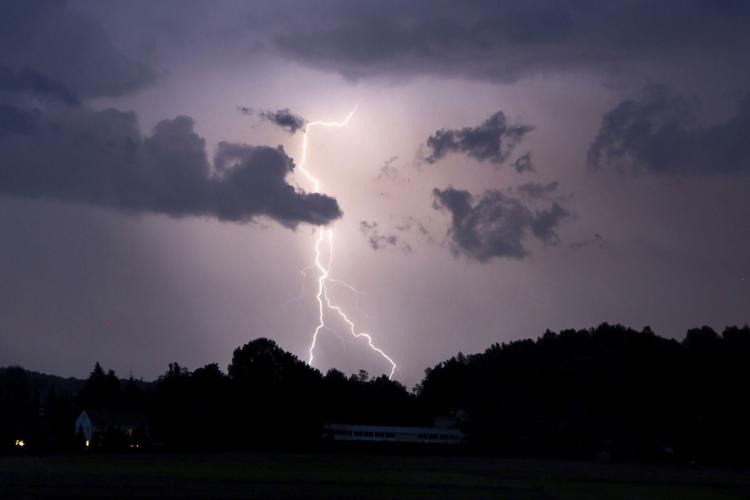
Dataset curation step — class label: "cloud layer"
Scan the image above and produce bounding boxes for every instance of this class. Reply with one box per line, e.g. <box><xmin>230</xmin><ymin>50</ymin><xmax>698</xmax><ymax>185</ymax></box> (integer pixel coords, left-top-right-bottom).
<box><xmin>0</xmin><ymin>66</ymin><xmax>80</xmax><ymax>106</ymax></box>
<box><xmin>1</xmin><ymin>0</ymin><xmax>154</xmax><ymax>98</ymax></box>
<box><xmin>269</xmin><ymin>1</ymin><xmax>750</xmax><ymax>84</ymax></box>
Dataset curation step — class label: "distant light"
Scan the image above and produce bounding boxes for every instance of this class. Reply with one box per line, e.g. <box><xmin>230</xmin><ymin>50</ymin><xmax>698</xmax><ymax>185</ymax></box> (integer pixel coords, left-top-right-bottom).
<box><xmin>14</xmin><ymin>439</ymin><xmax>25</xmax><ymax>448</ymax></box>
<box><xmin>85</xmin><ymin>439</ymin><xmax>90</xmax><ymax>447</ymax></box>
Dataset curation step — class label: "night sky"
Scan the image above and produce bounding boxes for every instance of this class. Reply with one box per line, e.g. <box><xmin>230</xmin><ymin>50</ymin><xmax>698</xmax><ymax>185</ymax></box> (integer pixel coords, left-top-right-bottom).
<box><xmin>1</xmin><ymin>0</ymin><xmax>749</xmax><ymax>386</ymax></box>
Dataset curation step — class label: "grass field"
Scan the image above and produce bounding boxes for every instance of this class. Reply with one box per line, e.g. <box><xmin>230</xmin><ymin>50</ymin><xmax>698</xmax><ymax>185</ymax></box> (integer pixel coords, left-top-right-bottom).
<box><xmin>1</xmin><ymin>452</ymin><xmax>748</xmax><ymax>499</ymax></box>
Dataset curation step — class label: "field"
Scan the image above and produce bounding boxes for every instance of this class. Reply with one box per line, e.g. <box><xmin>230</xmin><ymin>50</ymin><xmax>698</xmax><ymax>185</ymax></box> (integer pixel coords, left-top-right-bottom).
<box><xmin>1</xmin><ymin>452</ymin><xmax>749</xmax><ymax>499</ymax></box>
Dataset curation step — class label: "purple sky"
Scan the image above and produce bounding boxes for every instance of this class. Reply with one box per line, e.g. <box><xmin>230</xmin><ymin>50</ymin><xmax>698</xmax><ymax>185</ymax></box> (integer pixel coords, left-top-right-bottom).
<box><xmin>1</xmin><ymin>1</ymin><xmax>749</xmax><ymax>386</ymax></box>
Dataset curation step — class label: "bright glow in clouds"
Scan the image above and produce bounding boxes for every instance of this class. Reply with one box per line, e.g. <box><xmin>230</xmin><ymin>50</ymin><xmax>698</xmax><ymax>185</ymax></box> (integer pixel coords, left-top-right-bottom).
<box><xmin>298</xmin><ymin>108</ymin><xmax>398</xmax><ymax>379</ymax></box>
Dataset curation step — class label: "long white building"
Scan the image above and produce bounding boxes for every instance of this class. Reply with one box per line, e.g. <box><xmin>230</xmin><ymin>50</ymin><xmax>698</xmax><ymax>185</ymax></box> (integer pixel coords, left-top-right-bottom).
<box><xmin>322</xmin><ymin>423</ymin><xmax>464</xmax><ymax>444</ymax></box>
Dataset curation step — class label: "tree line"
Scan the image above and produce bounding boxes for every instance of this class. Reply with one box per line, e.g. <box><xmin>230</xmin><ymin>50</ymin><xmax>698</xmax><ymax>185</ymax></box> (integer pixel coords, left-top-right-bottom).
<box><xmin>1</xmin><ymin>323</ymin><xmax>748</xmax><ymax>463</ymax></box>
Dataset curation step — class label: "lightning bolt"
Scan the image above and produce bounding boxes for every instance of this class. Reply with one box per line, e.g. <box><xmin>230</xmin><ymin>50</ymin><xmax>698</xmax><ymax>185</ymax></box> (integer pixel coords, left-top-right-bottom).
<box><xmin>298</xmin><ymin>108</ymin><xmax>397</xmax><ymax>379</ymax></box>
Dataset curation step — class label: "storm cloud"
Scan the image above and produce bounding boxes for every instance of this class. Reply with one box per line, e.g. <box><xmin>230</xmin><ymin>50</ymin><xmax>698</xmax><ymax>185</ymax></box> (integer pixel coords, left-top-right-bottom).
<box><xmin>0</xmin><ymin>107</ymin><xmax>341</xmax><ymax>227</ymax></box>
<box><xmin>239</xmin><ymin>106</ymin><xmax>306</xmax><ymax>134</ymax></box>
<box><xmin>432</xmin><ymin>186</ymin><xmax>569</xmax><ymax>262</ymax></box>
<box><xmin>0</xmin><ymin>105</ymin><xmax>38</xmax><ymax>137</ymax></box>
<box><xmin>270</xmin><ymin>1</ymin><xmax>750</xmax><ymax>84</ymax></box>
<box><xmin>1</xmin><ymin>0</ymin><xmax>154</xmax><ymax>98</ymax></box>
<box><xmin>588</xmin><ymin>86</ymin><xmax>750</xmax><ymax>175</ymax></box>
<box><xmin>422</xmin><ymin>111</ymin><xmax>534</xmax><ymax>166</ymax></box>
<box><xmin>0</xmin><ymin>66</ymin><xmax>80</xmax><ymax>106</ymax></box>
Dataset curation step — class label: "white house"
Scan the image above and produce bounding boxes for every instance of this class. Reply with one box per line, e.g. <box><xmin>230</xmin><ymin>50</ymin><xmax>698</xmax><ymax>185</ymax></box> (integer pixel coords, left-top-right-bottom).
<box><xmin>75</xmin><ymin>411</ymin><xmax>95</xmax><ymax>442</ymax></box>
<box><xmin>74</xmin><ymin>409</ymin><xmax>148</xmax><ymax>448</ymax></box>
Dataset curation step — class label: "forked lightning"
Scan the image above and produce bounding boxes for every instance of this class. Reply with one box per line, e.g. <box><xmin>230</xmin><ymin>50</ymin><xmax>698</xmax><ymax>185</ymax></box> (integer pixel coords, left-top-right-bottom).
<box><xmin>297</xmin><ymin>108</ymin><xmax>397</xmax><ymax>379</ymax></box>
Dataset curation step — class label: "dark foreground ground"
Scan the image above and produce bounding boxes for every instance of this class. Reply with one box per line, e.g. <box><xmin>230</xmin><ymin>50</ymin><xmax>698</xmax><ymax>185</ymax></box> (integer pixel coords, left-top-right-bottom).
<box><xmin>1</xmin><ymin>452</ymin><xmax>749</xmax><ymax>500</ymax></box>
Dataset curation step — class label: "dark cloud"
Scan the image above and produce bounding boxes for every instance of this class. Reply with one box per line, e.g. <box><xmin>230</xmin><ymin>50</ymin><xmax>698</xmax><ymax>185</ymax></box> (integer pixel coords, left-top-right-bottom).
<box><xmin>238</xmin><ymin>106</ymin><xmax>306</xmax><ymax>134</ymax></box>
<box><xmin>432</xmin><ymin>186</ymin><xmax>569</xmax><ymax>262</ymax></box>
<box><xmin>360</xmin><ymin>220</ymin><xmax>412</xmax><ymax>253</ymax></box>
<box><xmin>588</xmin><ymin>86</ymin><xmax>750</xmax><ymax>175</ymax></box>
<box><xmin>0</xmin><ymin>2</ymin><xmax>337</xmax><ymax>229</ymax></box>
<box><xmin>513</xmin><ymin>152</ymin><xmax>534</xmax><ymax>173</ymax></box>
<box><xmin>270</xmin><ymin>1</ymin><xmax>750</xmax><ymax>84</ymax></box>
<box><xmin>0</xmin><ymin>66</ymin><xmax>80</xmax><ymax>106</ymax></box>
<box><xmin>531</xmin><ymin>203</ymin><xmax>569</xmax><ymax>245</ymax></box>
<box><xmin>0</xmin><ymin>105</ymin><xmax>38</xmax><ymax>137</ymax></box>
<box><xmin>259</xmin><ymin>108</ymin><xmax>305</xmax><ymax>134</ymax></box>
<box><xmin>0</xmin><ymin>0</ymin><xmax>154</xmax><ymax>98</ymax></box>
<box><xmin>422</xmin><ymin>111</ymin><xmax>533</xmax><ymax>166</ymax></box>
<box><xmin>212</xmin><ymin>142</ymin><xmax>339</xmax><ymax>224</ymax></box>
<box><xmin>0</xmin><ymin>107</ymin><xmax>341</xmax><ymax>227</ymax></box>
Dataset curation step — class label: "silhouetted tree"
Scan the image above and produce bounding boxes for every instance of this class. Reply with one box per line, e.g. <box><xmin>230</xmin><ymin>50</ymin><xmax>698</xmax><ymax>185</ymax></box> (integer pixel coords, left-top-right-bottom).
<box><xmin>3</xmin><ymin>323</ymin><xmax>749</xmax><ymax>460</ymax></box>
<box><xmin>0</xmin><ymin>366</ymin><xmax>32</xmax><ymax>449</ymax></box>
<box><xmin>45</xmin><ymin>386</ymin><xmax>78</xmax><ymax>449</ymax></box>
<box><xmin>190</xmin><ymin>363</ymin><xmax>230</xmax><ymax>447</ymax></box>
<box><xmin>228</xmin><ymin>338</ymin><xmax>322</xmax><ymax>447</ymax></box>
<box><xmin>122</xmin><ymin>377</ymin><xmax>144</xmax><ymax>410</ymax></box>
<box><xmin>149</xmin><ymin>362</ymin><xmax>192</xmax><ymax>448</ymax></box>
<box><xmin>77</xmin><ymin>363</ymin><xmax>120</xmax><ymax>409</ymax></box>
